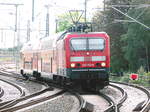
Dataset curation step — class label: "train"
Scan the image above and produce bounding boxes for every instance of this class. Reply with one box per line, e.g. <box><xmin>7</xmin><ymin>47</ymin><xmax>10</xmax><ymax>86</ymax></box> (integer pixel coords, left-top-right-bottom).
<box><xmin>20</xmin><ymin>26</ymin><xmax>110</xmax><ymax>90</ymax></box>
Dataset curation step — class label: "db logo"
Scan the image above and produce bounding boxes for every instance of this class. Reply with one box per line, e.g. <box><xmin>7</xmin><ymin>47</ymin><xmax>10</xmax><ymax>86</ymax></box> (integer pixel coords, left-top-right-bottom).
<box><xmin>130</xmin><ymin>73</ymin><xmax>138</xmax><ymax>80</ymax></box>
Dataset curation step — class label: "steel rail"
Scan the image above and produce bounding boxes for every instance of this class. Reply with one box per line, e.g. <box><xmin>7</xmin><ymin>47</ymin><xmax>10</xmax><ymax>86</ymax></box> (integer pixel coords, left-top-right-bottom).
<box><xmin>101</xmin><ymin>92</ymin><xmax>116</xmax><ymax>112</ymax></box>
<box><xmin>109</xmin><ymin>84</ymin><xmax>127</xmax><ymax>109</ymax></box>
<box><xmin>96</xmin><ymin>83</ymin><xmax>127</xmax><ymax>112</ymax></box>
<box><xmin>0</xmin><ymin>69</ymin><xmax>80</xmax><ymax>112</ymax></box>
<box><xmin>0</xmin><ymin>87</ymin><xmax>52</xmax><ymax>110</ymax></box>
<box><xmin>0</xmin><ymin>70</ymin><xmax>51</xmax><ymax>111</ymax></box>
<box><xmin>111</xmin><ymin>81</ymin><xmax>150</xmax><ymax>112</ymax></box>
<box><xmin>0</xmin><ymin>79</ymin><xmax>25</xmax><ymax>97</ymax></box>
<box><xmin>0</xmin><ymin>90</ymin><xmax>66</xmax><ymax>112</ymax></box>
<box><xmin>0</xmin><ymin>79</ymin><xmax>25</xmax><ymax>109</ymax></box>
<box><xmin>74</xmin><ymin>93</ymin><xmax>85</xmax><ymax>112</ymax></box>
<box><xmin>0</xmin><ymin>87</ymin><xmax>4</xmax><ymax>99</ymax></box>
<box><xmin>0</xmin><ymin>70</ymin><xmax>50</xmax><ymax>88</ymax></box>
<box><xmin>81</xmin><ymin>83</ymin><xmax>127</xmax><ymax>112</ymax></box>
<box><xmin>0</xmin><ymin>70</ymin><xmax>23</xmax><ymax>79</ymax></box>
<box><xmin>81</xmin><ymin>90</ymin><xmax>116</xmax><ymax>112</ymax></box>
<box><xmin>41</xmin><ymin>80</ymin><xmax>86</xmax><ymax>112</ymax></box>
<box><xmin>67</xmin><ymin>91</ymin><xmax>85</xmax><ymax>112</ymax></box>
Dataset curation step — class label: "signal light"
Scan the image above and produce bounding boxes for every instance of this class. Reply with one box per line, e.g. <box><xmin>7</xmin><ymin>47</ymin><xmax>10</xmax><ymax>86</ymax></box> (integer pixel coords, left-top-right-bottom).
<box><xmin>130</xmin><ymin>73</ymin><xmax>138</xmax><ymax>80</ymax></box>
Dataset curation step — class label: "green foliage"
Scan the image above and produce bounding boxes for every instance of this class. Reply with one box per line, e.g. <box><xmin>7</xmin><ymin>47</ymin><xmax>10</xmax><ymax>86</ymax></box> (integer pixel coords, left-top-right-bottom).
<box><xmin>0</xmin><ymin>57</ymin><xmax>12</xmax><ymax>62</ymax></box>
<box><xmin>137</xmin><ymin>66</ymin><xmax>145</xmax><ymax>76</ymax></box>
<box><xmin>144</xmin><ymin>72</ymin><xmax>150</xmax><ymax>83</ymax></box>
<box><xmin>122</xmin><ymin>6</ymin><xmax>150</xmax><ymax>71</ymax></box>
<box><xmin>93</xmin><ymin>0</ymin><xmax>150</xmax><ymax>72</ymax></box>
<box><xmin>57</xmin><ymin>13</ymin><xmax>72</xmax><ymax>32</ymax></box>
<box><xmin>57</xmin><ymin>12</ymin><xmax>85</xmax><ymax>32</ymax></box>
<box><xmin>120</xmin><ymin>74</ymin><xmax>130</xmax><ymax>83</ymax></box>
<box><xmin>110</xmin><ymin>72</ymin><xmax>150</xmax><ymax>87</ymax></box>
<box><xmin>93</xmin><ymin>0</ymin><xmax>130</xmax><ymax>72</ymax></box>
<box><xmin>145</xmin><ymin>72</ymin><xmax>150</xmax><ymax>77</ymax></box>
<box><xmin>130</xmin><ymin>79</ymin><xmax>142</xmax><ymax>84</ymax></box>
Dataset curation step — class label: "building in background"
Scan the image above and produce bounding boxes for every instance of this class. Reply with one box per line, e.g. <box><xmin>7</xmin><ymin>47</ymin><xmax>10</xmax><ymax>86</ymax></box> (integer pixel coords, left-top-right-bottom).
<box><xmin>0</xmin><ymin>0</ymin><xmax>103</xmax><ymax>48</ymax></box>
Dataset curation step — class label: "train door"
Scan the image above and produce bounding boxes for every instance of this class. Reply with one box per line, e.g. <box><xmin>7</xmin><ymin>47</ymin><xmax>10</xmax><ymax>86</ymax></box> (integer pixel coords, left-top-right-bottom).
<box><xmin>56</xmin><ymin>40</ymin><xmax>64</xmax><ymax>75</ymax></box>
<box><xmin>37</xmin><ymin>53</ymin><xmax>42</xmax><ymax>72</ymax></box>
<box><xmin>33</xmin><ymin>53</ymin><xmax>38</xmax><ymax>71</ymax></box>
<box><xmin>50</xmin><ymin>57</ymin><xmax>53</xmax><ymax>73</ymax></box>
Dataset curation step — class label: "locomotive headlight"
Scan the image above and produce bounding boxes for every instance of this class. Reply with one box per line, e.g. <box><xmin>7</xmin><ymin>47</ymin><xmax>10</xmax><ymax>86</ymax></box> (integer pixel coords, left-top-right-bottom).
<box><xmin>71</xmin><ymin>63</ymin><xmax>76</xmax><ymax>68</ymax></box>
<box><xmin>101</xmin><ymin>62</ymin><xmax>106</xmax><ymax>67</ymax></box>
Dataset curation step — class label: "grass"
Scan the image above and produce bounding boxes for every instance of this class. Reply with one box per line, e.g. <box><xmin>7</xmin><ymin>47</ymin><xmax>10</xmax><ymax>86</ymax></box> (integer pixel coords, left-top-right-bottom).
<box><xmin>0</xmin><ymin>57</ymin><xmax>14</xmax><ymax>62</ymax></box>
<box><xmin>110</xmin><ymin>72</ymin><xmax>150</xmax><ymax>88</ymax></box>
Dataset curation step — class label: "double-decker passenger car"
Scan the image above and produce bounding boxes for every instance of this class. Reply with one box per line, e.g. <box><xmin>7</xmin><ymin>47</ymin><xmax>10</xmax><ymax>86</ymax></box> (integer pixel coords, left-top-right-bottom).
<box><xmin>20</xmin><ymin>31</ymin><xmax>110</xmax><ymax>90</ymax></box>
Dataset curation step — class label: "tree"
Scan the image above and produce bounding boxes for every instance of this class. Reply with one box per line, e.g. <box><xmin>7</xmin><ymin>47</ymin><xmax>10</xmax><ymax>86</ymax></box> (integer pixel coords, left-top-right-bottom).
<box><xmin>93</xmin><ymin>0</ymin><xmax>150</xmax><ymax>72</ymax></box>
<box><xmin>57</xmin><ymin>11</ymin><xmax>85</xmax><ymax>32</ymax></box>
<box><xmin>122</xmin><ymin>0</ymin><xmax>150</xmax><ymax>71</ymax></box>
<box><xmin>57</xmin><ymin>13</ymin><xmax>73</xmax><ymax>32</ymax></box>
<box><xmin>92</xmin><ymin>0</ymin><xmax>131</xmax><ymax>72</ymax></box>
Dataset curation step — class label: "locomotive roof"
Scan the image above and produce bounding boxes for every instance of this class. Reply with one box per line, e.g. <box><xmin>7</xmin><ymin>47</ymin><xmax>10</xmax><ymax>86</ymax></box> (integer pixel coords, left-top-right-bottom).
<box><xmin>56</xmin><ymin>31</ymin><xmax>108</xmax><ymax>41</ymax></box>
<box><xmin>67</xmin><ymin>32</ymin><xmax>107</xmax><ymax>34</ymax></box>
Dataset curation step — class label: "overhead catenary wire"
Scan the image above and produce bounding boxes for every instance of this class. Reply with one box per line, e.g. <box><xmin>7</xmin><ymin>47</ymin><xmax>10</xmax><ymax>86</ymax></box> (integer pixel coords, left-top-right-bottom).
<box><xmin>110</xmin><ymin>6</ymin><xmax>150</xmax><ymax>30</ymax></box>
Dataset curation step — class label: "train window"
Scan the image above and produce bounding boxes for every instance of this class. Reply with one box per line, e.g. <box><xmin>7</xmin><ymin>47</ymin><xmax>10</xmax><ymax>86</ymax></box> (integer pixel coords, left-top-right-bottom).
<box><xmin>70</xmin><ymin>39</ymin><xmax>86</xmax><ymax>50</ymax></box>
<box><xmin>88</xmin><ymin>38</ymin><xmax>104</xmax><ymax>50</ymax></box>
<box><xmin>70</xmin><ymin>38</ymin><xmax>105</xmax><ymax>51</ymax></box>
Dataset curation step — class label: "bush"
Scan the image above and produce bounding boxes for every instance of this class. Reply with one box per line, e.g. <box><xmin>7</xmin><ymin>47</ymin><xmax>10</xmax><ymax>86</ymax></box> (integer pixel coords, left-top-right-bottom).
<box><xmin>120</xmin><ymin>74</ymin><xmax>129</xmax><ymax>83</ymax></box>
<box><xmin>137</xmin><ymin>66</ymin><xmax>145</xmax><ymax>75</ymax></box>
<box><xmin>144</xmin><ymin>72</ymin><xmax>150</xmax><ymax>84</ymax></box>
<box><xmin>130</xmin><ymin>79</ymin><xmax>142</xmax><ymax>84</ymax></box>
<box><xmin>110</xmin><ymin>71</ymin><xmax>150</xmax><ymax>87</ymax></box>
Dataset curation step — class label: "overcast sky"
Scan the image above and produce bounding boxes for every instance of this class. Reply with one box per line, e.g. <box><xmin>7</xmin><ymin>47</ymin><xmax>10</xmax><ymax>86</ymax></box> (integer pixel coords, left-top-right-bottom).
<box><xmin>0</xmin><ymin>0</ymin><xmax>104</xmax><ymax>48</ymax></box>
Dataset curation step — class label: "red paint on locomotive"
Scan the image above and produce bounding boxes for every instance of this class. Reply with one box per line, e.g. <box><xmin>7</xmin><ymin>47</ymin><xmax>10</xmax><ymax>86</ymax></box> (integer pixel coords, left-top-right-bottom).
<box><xmin>20</xmin><ymin>32</ymin><xmax>110</xmax><ymax>89</ymax></box>
<box><xmin>65</xmin><ymin>33</ymin><xmax>110</xmax><ymax>69</ymax></box>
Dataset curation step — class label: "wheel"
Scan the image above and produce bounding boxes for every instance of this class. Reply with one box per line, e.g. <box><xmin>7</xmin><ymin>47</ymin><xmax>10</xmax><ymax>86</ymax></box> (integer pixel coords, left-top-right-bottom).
<box><xmin>23</xmin><ymin>73</ymin><xmax>29</xmax><ymax>80</ymax></box>
<box><xmin>20</xmin><ymin>69</ymin><xmax>24</xmax><ymax>75</ymax></box>
<box><xmin>36</xmin><ymin>73</ymin><xmax>41</xmax><ymax>80</ymax></box>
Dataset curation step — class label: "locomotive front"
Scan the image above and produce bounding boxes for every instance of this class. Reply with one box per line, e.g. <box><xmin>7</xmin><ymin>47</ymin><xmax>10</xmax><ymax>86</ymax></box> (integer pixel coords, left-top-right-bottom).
<box><xmin>65</xmin><ymin>32</ymin><xmax>110</xmax><ymax>89</ymax></box>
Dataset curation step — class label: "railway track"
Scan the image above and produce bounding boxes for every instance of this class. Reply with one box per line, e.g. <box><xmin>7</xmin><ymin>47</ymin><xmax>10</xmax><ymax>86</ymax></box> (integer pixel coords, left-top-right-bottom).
<box><xmin>0</xmin><ymin>87</ymin><xmax>53</xmax><ymax>111</ymax></box>
<box><xmin>0</xmin><ymin>79</ymin><xmax>25</xmax><ymax>97</ymax></box>
<box><xmin>109</xmin><ymin>84</ymin><xmax>127</xmax><ymax>110</ymax></box>
<box><xmin>0</xmin><ymin>87</ymin><xmax>4</xmax><ymax>99</ymax></box>
<box><xmin>81</xmin><ymin>81</ymin><xmax>149</xmax><ymax>112</ymax></box>
<box><xmin>111</xmin><ymin>81</ymin><xmax>150</xmax><ymax>112</ymax></box>
<box><xmin>0</xmin><ymin>86</ymin><xmax>85</xmax><ymax>112</ymax></box>
<box><xmin>0</xmin><ymin>89</ymin><xmax>66</xmax><ymax>112</ymax></box>
<box><xmin>99</xmin><ymin>91</ymin><xmax>116</xmax><ymax>112</ymax></box>
<box><xmin>0</xmin><ymin>68</ymin><xmax>85</xmax><ymax>112</ymax></box>
<box><xmin>0</xmin><ymin>78</ymin><xmax>25</xmax><ymax>107</ymax></box>
<box><xmin>105</xmin><ymin>83</ymin><xmax>127</xmax><ymax>112</ymax></box>
<box><xmin>0</xmin><ymin>69</ymin><xmax>23</xmax><ymax>80</ymax></box>
<box><xmin>80</xmin><ymin>83</ymin><xmax>127</xmax><ymax>112</ymax></box>
<box><xmin>0</xmin><ymin>64</ymin><xmax>149</xmax><ymax>112</ymax></box>
<box><xmin>81</xmin><ymin>92</ymin><xmax>115</xmax><ymax>112</ymax></box>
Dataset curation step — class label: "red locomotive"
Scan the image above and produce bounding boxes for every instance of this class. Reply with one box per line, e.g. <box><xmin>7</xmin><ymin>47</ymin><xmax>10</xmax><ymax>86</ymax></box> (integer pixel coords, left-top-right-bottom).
<box><xmin>20</xmin><ymin>27</ymin><xmax>110</xmax><ymax>90</ymax></box>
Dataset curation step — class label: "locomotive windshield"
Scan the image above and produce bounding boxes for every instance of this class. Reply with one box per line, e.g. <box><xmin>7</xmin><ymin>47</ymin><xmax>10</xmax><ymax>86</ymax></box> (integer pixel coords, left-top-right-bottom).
<box><xmin>70</xmin><ymin>38</ymin><xmax>105</xmax><ymax>51</ymax></box>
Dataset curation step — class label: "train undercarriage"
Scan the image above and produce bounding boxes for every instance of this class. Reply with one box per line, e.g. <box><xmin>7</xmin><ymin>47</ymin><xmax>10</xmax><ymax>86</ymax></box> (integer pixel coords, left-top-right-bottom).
<box><xmin>21</xmin><ymin>69</ymin><xmax>109</xmax><ymax>91</ymax></box>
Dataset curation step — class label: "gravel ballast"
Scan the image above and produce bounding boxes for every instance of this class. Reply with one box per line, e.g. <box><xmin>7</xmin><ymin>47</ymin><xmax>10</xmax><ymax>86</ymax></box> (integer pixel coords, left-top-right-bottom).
<box><xmin>17</xmin><ymin>93</ymin><xmax>80</xmax><ymax>112</ymax></box>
